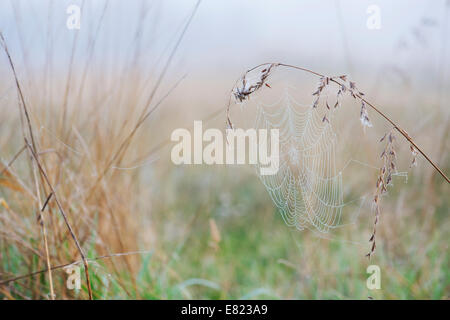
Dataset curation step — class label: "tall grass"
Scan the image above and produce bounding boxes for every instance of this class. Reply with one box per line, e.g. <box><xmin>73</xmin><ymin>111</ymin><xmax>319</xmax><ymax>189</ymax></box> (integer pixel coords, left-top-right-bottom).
<box><xmin>0</xmin><ymin>1</ymin><xmax>448</xmax><ymax>300</ymax></box>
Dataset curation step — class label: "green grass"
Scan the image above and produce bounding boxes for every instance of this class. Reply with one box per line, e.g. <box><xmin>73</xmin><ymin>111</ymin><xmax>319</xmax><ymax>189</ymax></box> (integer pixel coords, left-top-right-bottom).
<box><xmin>1</xmin><ymin>165</ymin><xmax>448</xmax><ymax>300</ymax></box>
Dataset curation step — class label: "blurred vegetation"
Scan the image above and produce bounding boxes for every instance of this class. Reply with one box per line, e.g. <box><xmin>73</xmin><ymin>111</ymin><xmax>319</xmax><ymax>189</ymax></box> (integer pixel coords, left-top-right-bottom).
<box><xmin>0</xmin><ymin>0</ymin><xmax>449</xmax><ymax>300</ymax></box>
<box><xmin>1</xmin><ymin>163</ymin><xmax>448</xmax><ymax>299</ymax></box>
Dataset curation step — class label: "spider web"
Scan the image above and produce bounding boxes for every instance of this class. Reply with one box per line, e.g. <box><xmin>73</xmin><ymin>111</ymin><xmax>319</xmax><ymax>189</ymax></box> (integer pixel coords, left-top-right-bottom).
<box><xmin>254</xmin><ymin>89</ymin><xmax>344</xmax><ymax>233</ymax></box>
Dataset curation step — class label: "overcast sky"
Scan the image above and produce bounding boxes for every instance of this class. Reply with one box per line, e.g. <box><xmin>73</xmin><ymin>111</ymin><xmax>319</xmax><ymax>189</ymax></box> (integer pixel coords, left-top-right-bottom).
<box><xmin>0</xmin><ymin>0</ymin><xmax>448</xmax><ymax>87</ymax></box>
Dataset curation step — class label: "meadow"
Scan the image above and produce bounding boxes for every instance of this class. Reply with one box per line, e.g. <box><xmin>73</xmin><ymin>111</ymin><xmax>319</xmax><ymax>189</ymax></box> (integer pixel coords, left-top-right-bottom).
<box><xmin>0</xmin><ymin>0</ymin><xmax>448</xmax><ymax>300</ymax></box>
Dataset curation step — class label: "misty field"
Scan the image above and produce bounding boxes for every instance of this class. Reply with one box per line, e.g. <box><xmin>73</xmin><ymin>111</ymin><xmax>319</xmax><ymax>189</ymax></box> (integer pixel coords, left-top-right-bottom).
<box><xmin>0</xmin><ymin>0</ymin><xmax>449</xmax><ymax>300</ymax></box>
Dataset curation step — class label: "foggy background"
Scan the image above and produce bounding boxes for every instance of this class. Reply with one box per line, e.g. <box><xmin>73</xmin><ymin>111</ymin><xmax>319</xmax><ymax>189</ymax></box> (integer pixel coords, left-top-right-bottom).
<box><xmin>0</xmin><ymin>0</ymin><xmax>448</xmax><ymax>85</ymax></box>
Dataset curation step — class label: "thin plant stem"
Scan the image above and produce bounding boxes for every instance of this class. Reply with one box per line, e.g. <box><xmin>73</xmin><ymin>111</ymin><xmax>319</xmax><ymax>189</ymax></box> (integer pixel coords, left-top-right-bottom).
<box><xmin>0</xmin><ymin>250</ymin><xmax>154</xmax><ymax>286</ymax></box>
<box><xmin>24</xmin><ymin>139</ymin><xmax>93</xmax><ymax>300</ymax></box>
<box><xmin>0</xmin><ymin>145</ymin><xmax>26</xmax><ymax>177</ymax></box>
<box><xmin>230</xmin><ymin>62</ymin><xmax>449</xmax><ymax>184</ymax></box>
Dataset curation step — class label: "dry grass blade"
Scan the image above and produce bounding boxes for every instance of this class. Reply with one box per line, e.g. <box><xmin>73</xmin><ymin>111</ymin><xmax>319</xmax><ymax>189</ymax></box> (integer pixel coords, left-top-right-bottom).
<box><xmin>0</xmin><ymin>250</ymin><xmax>154</xmax><ymax>286</ymax></box>
<box><xmin>0</xmin><ymin>32</ymin><xmax>38</xmax><ymax>154</ymax></box>
<box><xmin>0</xmin><ymin>145</ymin><xmax>26</xmax><ymax>177</ymax></box>
<box><xmin>0</xmin><ymin>32</ymin><xmax>57</xmax><ymax>298</ymax></box>
<box><xmin>86</xmin><ymin>74</ymin><xmax>186</xmax><ymax>201</ymax></box>
<box><xmin>228</xmin><ymin>62</ymin><xmax>449</xmax><ymax>184</ymax></box>
<box><xmin>84</xmin><ymin>0</ymin><xmax>202</xmax><ymax>200</ymax></box>
<box><xmin>24</xmin><ymin>139</ymin><xmax>93</xmax><ymax>300</ymax></box>
<box><xmin>0</xmin><ymin>146</ymin><xmax>28</xmax><ymax>194</ymax></box>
